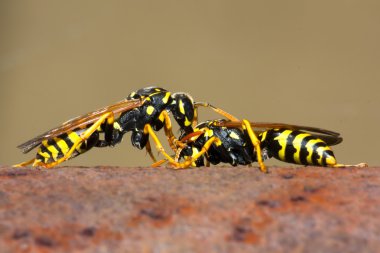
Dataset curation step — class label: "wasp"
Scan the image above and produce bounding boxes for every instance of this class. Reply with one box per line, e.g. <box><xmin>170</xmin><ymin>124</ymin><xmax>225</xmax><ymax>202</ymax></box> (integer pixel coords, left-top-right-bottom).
<box><xmin>155</xmin><ymin>119</ymin><xmax>367</xmax><ymax>172</ymax></box>
<box><xmin>14</xmin><ymin>87</ymin><xmax>235</xmax><ymax>168</ymax></box>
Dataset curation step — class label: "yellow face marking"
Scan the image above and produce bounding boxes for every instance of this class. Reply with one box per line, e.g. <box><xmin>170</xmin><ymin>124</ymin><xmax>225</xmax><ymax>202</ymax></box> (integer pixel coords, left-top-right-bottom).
<box><xmin>229</xmin><ymin>131</ymin><xmax>240</xmax><ymax>140</ymax></box>
<box><xmin>162</xmin><ymin>92</ymin><xmax>171</xmax><ymax>104</ymax></box>
<box><xmin>146</xmin><ymin>105</ymin><xmax>155</xmax><ymax>115</ymax></box>
<box><xmin>179</xmin><ymin>99</ymin><xmax>185</xmax><ymax>115</ymax></box>
<box><xmin>292</xmin><ymin>133</ymin><xmax>310</xmax><ymax>164</ymax></box>
<box><xmin>184</xmin><ymin>117</ymin><xmax>192</xmax><ymax>126</ymax></box>
<box><xmin>274</xmin><ymin>130</ymin><xmax>292</xmax><ymax>161</ymax></box>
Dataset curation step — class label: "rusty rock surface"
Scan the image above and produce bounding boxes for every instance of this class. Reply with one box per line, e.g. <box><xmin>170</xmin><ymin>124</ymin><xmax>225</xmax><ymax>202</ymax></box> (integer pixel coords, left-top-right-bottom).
<box><xmin>0</xmin><ymin>165</ymin><xmax>379</xmax><ymax>253</ymax></box>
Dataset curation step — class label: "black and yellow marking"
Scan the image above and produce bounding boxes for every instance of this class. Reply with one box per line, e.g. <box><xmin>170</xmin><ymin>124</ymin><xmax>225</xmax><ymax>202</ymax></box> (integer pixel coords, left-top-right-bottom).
<box><xmin>35</xmin><ymin>131</ymin><xmax>84</xmax><ymax>164</ymax></box>
<box><xmin>259</xmin><ymin>129</ymin><xmax>355</xmax><ymax>167</ymax></box>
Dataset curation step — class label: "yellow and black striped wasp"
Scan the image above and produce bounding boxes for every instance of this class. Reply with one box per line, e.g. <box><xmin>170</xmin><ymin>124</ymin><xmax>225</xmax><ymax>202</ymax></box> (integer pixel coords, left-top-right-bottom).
<box><xmin>155</xmin><ymin>119</ymin><xmax>367</xmax><ymax>173</ymax></box>
<box><xmin>14</xmin><ymin>87</ymin><xmax>235</xmax><ymax>168</ymax></box>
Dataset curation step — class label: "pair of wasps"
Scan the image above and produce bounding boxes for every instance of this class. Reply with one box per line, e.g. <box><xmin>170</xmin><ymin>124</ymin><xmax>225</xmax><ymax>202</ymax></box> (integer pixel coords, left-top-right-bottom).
<box><xmin>15</xmin><ymin>87</ymin><xmax>367</xmax><ymax>172</ymax></box>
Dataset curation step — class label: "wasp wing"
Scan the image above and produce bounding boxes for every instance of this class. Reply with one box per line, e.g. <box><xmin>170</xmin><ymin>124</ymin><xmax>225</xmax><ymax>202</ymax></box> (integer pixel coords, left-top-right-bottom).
<box><xmin>17</xmin><ymin>98</ymin><xmax>144</xmax><ymax>153</ymax></box>
<box><xmin>216</xmin><ymin>121</ymin><xmax>343</xmax><ymax>146</ymax></box>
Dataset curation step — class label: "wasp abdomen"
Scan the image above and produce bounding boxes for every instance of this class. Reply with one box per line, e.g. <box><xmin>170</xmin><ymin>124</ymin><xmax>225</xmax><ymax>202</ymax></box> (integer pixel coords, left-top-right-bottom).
<box><xmin>260</xmin><ymin>129</ymin><xmax>337</xmax><ymax>166</ymax></box>
<box><xmin>35</xmin><ymin>130</ymin><xmax>98</xmax><ymax>165</ymax></box>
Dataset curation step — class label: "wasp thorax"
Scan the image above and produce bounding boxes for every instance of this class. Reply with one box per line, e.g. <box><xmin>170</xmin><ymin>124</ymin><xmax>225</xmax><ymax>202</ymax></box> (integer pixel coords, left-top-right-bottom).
<box><xmin>170</xmin><ymin>92</ymin><xmax>195</xmax><ymax>129</ymax></box>
<box><xmin>127</xmin><ymin>87</ymin><xmax>168</xmax><ymax>100</ymax></box>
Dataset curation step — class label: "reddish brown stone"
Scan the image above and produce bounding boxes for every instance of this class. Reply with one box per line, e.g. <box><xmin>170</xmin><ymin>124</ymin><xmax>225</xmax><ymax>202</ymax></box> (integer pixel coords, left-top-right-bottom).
<box><xmin>0</xmin><ymin>165</ymin><xmax>379</xmax><ymax>252</ymax></box>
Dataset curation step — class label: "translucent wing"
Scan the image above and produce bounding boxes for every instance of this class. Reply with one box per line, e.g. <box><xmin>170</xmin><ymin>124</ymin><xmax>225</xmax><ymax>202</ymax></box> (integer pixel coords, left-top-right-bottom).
<box><xmin>17</xmin><ymin>98</ymin><xmax>144</xmax><ymax>153</ymax></box>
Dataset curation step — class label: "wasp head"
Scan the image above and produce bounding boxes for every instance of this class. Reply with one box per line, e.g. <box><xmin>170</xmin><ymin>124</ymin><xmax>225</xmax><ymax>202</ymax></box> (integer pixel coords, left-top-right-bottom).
<box><xmin>169</xmin><ymin>92</ymin><xmax>195</xmax><ymax>132</ymax></box>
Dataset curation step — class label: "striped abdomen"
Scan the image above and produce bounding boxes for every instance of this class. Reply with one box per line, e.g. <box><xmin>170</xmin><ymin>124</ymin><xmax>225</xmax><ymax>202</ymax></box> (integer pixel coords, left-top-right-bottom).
<box><xmin>35</xmin><ymin>129</ymin><xmax>98</xmax><ymax>165</ymax></box>
<box><xmin>259</xmin><ymin>129</ymin><xmax>337</xmax><ymax>166</ymax></box>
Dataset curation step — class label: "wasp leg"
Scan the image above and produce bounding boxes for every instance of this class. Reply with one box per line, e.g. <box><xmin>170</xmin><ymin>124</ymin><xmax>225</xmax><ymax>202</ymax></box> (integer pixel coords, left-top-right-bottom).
<box><xmin>13</xmin><ymin>158</ymin><xmax>36</xmax><ymax>167</ymax></box>
<box><xmin>151</xmin><ymin>159</ymin><xmax>167</xmax><ymax>167</ymax></box>
<box><xmin>174</xmin><ymin>128</ymin><xmax>208</xmax><ymax>163</ymax></box>
<box><xmin>321</xmin><ymin>151</ymin><xmax>368</xmax><ymax>168</ymax></box>
<box><xmin>168</xmin><ymin>136</ymin><xmax>220</xmax><ymax>169</ymax></box>
<box><xmin>145</xmin><ymin>139</ymin><xmax>157</xmax><ymax>163</ymax></box>
<box><xmin>144</xmin><ymin>124</ymin><xmax>210</xmax><ymax>169</ymax></box>
<box><xmin>143</xmin><ymin>124</ymin><xmax>179</xmax><ymax>164</ymax></box>
<box><xmin>329</xmin><ymin>162</ymin><xmax>368</xmax><ymax>168</ymax></box>
<box><xmin>40</xmin><ymin>112</ymin><xmax>115</xmax><ymax>168</ymax></box>
<box><xmin>160</xmin><ymin>111</ymin><xmax>187</xmax><ymax>151</ymax></box>
<box><xmin>142</xmin><ymin>110</ymin><xmax>185</xmax><ymax>164</ymax></box>
<box><xmin>241</xmin><ymin>119</ymin><xmax>267</xmax><ymax>173</ymax></box>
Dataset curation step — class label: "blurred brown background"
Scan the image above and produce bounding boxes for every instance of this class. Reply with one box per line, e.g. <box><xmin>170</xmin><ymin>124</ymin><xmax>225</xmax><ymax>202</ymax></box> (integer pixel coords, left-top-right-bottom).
<box><xmin>1</xmin><ymin>1</ymin><xmax>379</xmax><ymax>167</ymax></box>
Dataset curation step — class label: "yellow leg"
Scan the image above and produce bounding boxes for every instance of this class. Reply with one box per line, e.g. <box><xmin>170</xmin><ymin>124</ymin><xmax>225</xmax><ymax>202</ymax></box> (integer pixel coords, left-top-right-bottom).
<box><xmin>241</xmin><ymin>119</ymin><xmax>267</xmax><ymax>173</ymax></box>
<box><xmin>172</xmin><ymin>136</ymin><xmax>220</xmax><ymax>169</ymax></box>
<box><xmin>160</xmin><ymin>111</ymin><xmax>187</xmax><ymax>151</ymax></box>
<box><xmin>145</xmin><ymin>139</ymin><xmax>157</xmax><ymax>162</ymax></box>
<box><xmin>175</xmin><ymin>129</ymin><xmax>208</xmax><ymax>162</ymax></box>
<box><xmin>151</xmin><ymin>159</ymin><xmax>167</xmax><ymax>167</ymax></box>
<box><xmin>13</xmin><ymin>158</ymin><xmax>36</xmax><ymax>168</ymax></box>
<box><xmin>154</xmin><ymin>136</ymin><xmax>220</xmax><ymax>169</ymax></box>
<box><xmin>143</xmin><ymin>124</ymin><xmax>183</xmax><ymax>166</ymax></box>
<box><xmin>145</xmin><ymin>122</ymin><xmax>218</xmax><ymax>169</ymax></box>
<box><xmin>330</xmin><ymin>162</ymin><xmax>368</xmax><ymax>168</ymax></box>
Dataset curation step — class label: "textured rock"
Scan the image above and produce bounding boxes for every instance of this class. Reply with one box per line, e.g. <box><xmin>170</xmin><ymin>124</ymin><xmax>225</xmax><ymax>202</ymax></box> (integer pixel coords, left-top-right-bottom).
<box><xmin>0</xmin><ymin>165</ymin><xmax>379</xmax><ymax>253</ymax></box>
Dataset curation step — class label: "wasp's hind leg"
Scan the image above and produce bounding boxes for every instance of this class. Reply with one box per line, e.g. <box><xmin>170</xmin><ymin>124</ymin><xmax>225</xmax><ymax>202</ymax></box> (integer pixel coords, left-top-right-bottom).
<box><xmin>13</xmin><ymin>158</ymin><xmax>36</xmax><ymax>168</ymax></box>
<box><xmin>241</xmin><ymin>119</ymin><xmax>267</xmax><ymax>173</ymax></box>
<box><xmin>329</xmin><ymin>162</ymin><xmax>368</xmax><ymax>168</ymax></box>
